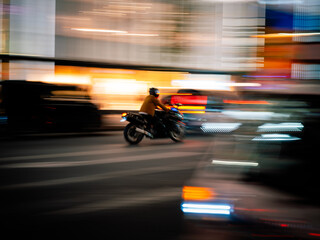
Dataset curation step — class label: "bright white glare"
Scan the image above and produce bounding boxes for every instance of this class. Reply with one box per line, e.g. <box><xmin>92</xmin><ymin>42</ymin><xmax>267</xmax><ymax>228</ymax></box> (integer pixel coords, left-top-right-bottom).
<box><xmin>212</xmin><ymin>160</ymin><xmax>259</xmax><ymax>167</ymax></box>
<box><xmin>121</xmin><ymin>33</ymin><xmax>159</xmax><ymax>37</ymax></box>
<box><xmin>258</xmin><ymin>0</ymin><xmax>304</xmax><ymax>4</ymax></box>
<box><xmin>230</xmin><ymin>83</ymin><xmax>261</xmax><ymax>87</ymax></box>
<box><xmin>71</xmin><ymin>28</ymin><xmax>127</xmax><ymax>34</ymax></box>
<box><xmin>92</xmin><ymin>79</ymin><xmax>147</xmax><ymax>95</ymax></box>
<box><xmin>182</xmin><ymin>203</ymin><xmax>231</xmax><ymax>210</ymax></box>
<box><xmin>252</xmin><ymin>134</ymin><xmax>301</xmax><ymax>141</ymax></box>
<box><xmin>71</xmin><ymin>28</ymin><xmax>158</xmax><ymax>37</ymax></box>
<box><xmin>42</xmin><ymin>75</ymin><xmax>91</xmax><ymax>85</ymax></box>
<box><xmin>279</xmin><ymin>33</ymin><xmax>320</xmax><ymax>37</ymax></box>
<box><xmin>257</xmin><ymin>123</ymin><xmax>304</xmax><ymax>132</ymax></box>
<box><xmin>172</xmin><ymin>75</ymin><xmax>232</xmax><ymax>91</ymax></box>
<box><xmin>181</xmin><ymin>203</ymin><xmax>231</xmax><ymax>215</ymax></box>
<box><xmin>172</xmin><ymin>80</ymin><xmax>230</xmax><ymax>91</ymax></box>
<box><xmin>262</xmin><ymin>134</ymin><xmax>291</xmax><ymax>138</ymax></box>
<box><xmin>203</xmin><ymin>0</ymin><xmax>256</xmax><ymax>2</ymax></box>
<box><xmin>201</xmin><ymin>123</ymin><xmax>241</xmax><ymax>133</ymax></box>
<box><xmin>182</xmin><ymin>208</ymin><xmax>230</xmax><ymax>215</ymax></box>
<box><xmin>222</xmin><ymin>111</ymin><xmax>290</xmax><ymax>120</ymax></box>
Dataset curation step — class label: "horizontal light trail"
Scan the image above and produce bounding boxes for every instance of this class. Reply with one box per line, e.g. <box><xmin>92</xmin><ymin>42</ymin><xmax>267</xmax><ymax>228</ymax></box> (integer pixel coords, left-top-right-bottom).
<box><xmin>71</xmin><ymin>28</ymin><xmax>126</xmax><ymax>33</ymax></box>
<box><xmin>182</xmin><ymin>208</ymin><xmax>230</xmax><ymax>215</ymax></box>
<box><xmin>182</xmin><ymin>203</ymin><xmax>231</xmax><ymax>210</ymax></box>
<box><xmin>212</xmin><ymin>160</ymin><xmax>258</xmax><ymax>167</ymax></box>
<box><xmin>252</xmin><ymin>32</ymin><xmax>320</xmax><ymax>38</ymax></box>
<box><xmin>201</xmin><ymin>122</ymin><xmax>241</xmax><ymax>133</ymax></box>
<box><xmin>181</xmin><ymin>203</ymin><xmax>232</xmax><ymax>215</ymax></box>
<box><xmin>252</xmin><ymin>134</ymin><xmax>301</xmax><ymax>141</ymax></box>
<box><xmin>257</xmin><ymin>123</ymin><xmax>304</xmax><ymax>132</ymax></box>
<box><xmin>178</xmin><ymin>106</ymin><xmax>206</xmax><ymax>110</ymax></box>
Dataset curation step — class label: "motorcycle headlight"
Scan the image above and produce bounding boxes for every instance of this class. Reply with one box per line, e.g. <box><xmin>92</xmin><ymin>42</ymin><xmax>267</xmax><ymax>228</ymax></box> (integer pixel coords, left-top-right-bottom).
<box><xmin>121</xmin><ymin>112</ymin><xmax>128</xmax><ymax>122</ymax></box>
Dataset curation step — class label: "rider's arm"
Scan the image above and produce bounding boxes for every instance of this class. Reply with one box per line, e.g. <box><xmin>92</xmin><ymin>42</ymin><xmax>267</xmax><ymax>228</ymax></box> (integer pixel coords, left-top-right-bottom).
<box><xmin>153</xmin><ymin>97</ymin><xmax>169</xmax><ymax>112</ymax></box>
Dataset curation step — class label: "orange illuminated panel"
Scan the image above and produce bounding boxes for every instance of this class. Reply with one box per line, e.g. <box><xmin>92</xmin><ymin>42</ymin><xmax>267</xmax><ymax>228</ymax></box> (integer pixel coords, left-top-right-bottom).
<box><xmin>182</xmin><ymin>186</ymin><xmax>214</xmax><ymax>201</ymax></box>
<box><xmin>171</xmin><ymin>95</ymin><xmax>207</xmax><ymax>105</ymax></box>
<box><xmin>223</xmin><ymin>100</ymin><xmax>270</xmax><ymax>105</ymax></box>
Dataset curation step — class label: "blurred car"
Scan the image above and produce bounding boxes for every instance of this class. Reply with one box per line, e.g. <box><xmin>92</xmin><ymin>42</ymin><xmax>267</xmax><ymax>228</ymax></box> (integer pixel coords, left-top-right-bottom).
<box><xmin>180</xmin><ymin>92</ymin><xmax>320</xmax><ymax>239</ymax></box>
<box><xmin>160</xmin><ymin>89</ymin><xmax>233</xmax><ymax>131</ymax></box>
<box><xmin>0</xmin><ymin>80</ymin><xmax>101</xmax><ymax>133</ymax></box>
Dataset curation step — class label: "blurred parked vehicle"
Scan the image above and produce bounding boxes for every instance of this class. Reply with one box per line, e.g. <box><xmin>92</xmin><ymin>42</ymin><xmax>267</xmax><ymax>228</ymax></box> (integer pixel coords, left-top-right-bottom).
<box><xmin>0</xmin><ymin>80</ymin><xmax>101</xmax><ymax>133</ymax></box>
<box><xmin>161</xmin><ymin>89</ymin><xmax>232</xmax><ymax>131</ymax></box>
<box><xmin>180</xmin><ymin>92</ymin><xmax>320</xmax><ymax>239</ymax></box>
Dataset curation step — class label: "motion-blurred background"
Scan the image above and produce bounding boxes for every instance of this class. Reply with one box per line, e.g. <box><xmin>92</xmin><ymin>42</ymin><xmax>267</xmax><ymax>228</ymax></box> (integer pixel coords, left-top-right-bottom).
<box><xmin>1</xmin><ymin>1</ymin><xmax>320</xmax><ymax>240</ymax></box>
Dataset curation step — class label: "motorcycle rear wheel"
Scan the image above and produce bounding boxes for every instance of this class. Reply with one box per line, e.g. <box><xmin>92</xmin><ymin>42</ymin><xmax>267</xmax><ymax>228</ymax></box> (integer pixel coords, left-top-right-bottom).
<box><xmin>124</xmin><ymin>123</ymin><xmax>144</xmax><ymax>144</ymax></box>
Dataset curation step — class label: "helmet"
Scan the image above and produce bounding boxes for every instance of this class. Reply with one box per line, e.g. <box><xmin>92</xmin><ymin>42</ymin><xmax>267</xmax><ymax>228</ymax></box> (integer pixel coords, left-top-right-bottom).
<box><xmin>149</xmin><ymin>87</ymin><xmax>160</xmax><ymax>98</ymax></box>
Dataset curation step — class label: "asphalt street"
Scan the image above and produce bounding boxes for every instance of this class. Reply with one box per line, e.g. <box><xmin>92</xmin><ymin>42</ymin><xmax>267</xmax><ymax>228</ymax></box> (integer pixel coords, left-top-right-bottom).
<box><xmin>0</xmin><ymin>131</ymin><xmax>216</xmax><ymax>240</ymax></box>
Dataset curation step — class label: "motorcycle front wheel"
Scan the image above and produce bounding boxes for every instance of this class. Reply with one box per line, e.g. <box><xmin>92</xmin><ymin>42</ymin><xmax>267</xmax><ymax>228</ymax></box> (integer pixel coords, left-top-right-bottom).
<box><xmin>124</xmin><ymin>123</ymin><xmax>144</xmax><ymax>144</ymax></box>
<box><xmin>169</xmin><ymin>122</ymin><xmax>185</xmax><ymax>142</ymax></box>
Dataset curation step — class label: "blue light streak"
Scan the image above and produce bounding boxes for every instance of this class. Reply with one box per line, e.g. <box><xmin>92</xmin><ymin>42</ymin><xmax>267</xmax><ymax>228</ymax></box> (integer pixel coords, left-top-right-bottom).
<box><xmin>181</xmin><ymin>203</ymin><xmax>232</xmax><ymax>215</ymax></box>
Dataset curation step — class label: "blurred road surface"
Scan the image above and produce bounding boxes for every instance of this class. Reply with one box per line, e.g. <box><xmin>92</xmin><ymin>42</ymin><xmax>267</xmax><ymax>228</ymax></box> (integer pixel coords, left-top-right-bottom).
<box><xmin>0</xmin><ymin>131</ymin><xmax>216</xmax><ymax>240</ymax></box>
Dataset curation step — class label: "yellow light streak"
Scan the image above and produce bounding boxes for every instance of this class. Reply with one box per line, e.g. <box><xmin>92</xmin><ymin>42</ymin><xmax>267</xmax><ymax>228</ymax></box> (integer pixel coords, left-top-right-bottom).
<box><xmin>181</xmin><ymin>111</ymin><xmax>205</xmax><ymax>114</ymax></box>
<box><xmin>178</xmin><ymin>106</ymin><xmax>206</xmax><ymax>110</ymax></box>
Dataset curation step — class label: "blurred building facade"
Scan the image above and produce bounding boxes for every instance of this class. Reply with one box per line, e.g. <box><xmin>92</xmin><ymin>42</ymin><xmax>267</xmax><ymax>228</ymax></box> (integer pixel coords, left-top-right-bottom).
<box><xmin>1</xmin><ymin>0</ymin><xmax>319</xmax><ymax>110</ymax></box>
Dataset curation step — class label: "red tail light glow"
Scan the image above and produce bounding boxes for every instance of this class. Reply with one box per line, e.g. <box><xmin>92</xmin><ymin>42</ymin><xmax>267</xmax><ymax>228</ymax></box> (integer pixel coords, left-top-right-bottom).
<box><xmin>171</xmin><ymin>95</ymin><xmax>207</xmax><ymax>105</ymax></box>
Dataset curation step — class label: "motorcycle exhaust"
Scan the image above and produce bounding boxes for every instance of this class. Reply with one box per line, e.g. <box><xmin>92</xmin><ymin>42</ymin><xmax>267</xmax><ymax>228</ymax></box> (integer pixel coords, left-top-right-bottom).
<box><xmin>135</xmin><ymin>127</ymin><xmax>153</xmax><ymax>138</ymax></box>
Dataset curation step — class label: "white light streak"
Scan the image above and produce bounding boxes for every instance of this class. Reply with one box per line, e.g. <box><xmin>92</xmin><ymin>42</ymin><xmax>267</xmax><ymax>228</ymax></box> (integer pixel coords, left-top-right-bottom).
<box><xmin>71</xmin><ymin>28</ymin><xmax>158</xmax><ymax>37</ymax></box>
<box><xmin>258</xmin><ymin>0</ymin><xmax>303</xmax><ymax>4</ymax></box>
<box><xmin>222</xmin><ymin>111</ymin><xmax>290</xmax><ymax>120</ymax></box>
<box><xmin>252</xmin><ymin>134</ymin><xmax>301</xmax><ymax>141</ymax></box>
<box><xmin>257</xmin><ymin>123</ymin><xmax>304</xmax><ymax>132</ymax></box>
<box><xmin>172</xmin><ymin>75</ymin><xmax>232</xmax><ymax>91</ymax></box>
<box><xmin>182</xmin><ymin>208</ymin><xmax>231</xmax><ymax>215</ymax></box>
<box><xmin>181</xmin><ymin>203</ymin><xmax>231</xmax><ymax>215</ymax></box>
<box><xmin>71</xmin><ymin>28</ymin><xmax>127</xmax><ymax>33</ymax></box>
<box><xmin>212</xmin><ymin>160</ymin><xmax>259</xmax><ymax>167</ymax></box>
<box><xmin>182</xmin><ymin>203</ymin><xmax>231</xmax><ymax>210</ymax></box>
<box><xmin>121</xmin><ymin>33</ymin><xmax>158</xmax><ymax>37</ymax></box>
<box><xmin>201</xmin><ymin>123</ymin><xmax>242</xmax><ymax>133</ymax></box>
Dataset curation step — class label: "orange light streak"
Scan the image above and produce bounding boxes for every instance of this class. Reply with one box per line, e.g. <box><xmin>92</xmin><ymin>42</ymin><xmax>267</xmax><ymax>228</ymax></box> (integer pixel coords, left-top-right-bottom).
<box><xmin>182</xmin><ymin>186</ymin><xmax>214</xmax><ymax>201</ymax></box>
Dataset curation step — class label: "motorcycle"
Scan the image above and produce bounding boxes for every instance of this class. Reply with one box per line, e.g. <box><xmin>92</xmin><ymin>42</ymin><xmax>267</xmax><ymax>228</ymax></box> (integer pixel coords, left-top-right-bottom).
<box><xmin>121</xmin><ymin>106</ymin><xmax>185</xmax><ymax>144</ymax></box>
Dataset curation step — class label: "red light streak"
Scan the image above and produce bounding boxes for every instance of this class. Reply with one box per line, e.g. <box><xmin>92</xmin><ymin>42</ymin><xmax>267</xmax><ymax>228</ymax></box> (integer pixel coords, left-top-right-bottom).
<box><xmin>223</xmin><ymin>100</ymin><xmax>270</xmax><ymax>105</ymax></box>
<box><xmin>309</xmin><ymin>233</ymin><xmax>320</xmax><ymax>237</ymax></box>
<box><xmin>171</xmin><ymin>95</ymin><xmax>207</xmax><ymax>105</ymax></box>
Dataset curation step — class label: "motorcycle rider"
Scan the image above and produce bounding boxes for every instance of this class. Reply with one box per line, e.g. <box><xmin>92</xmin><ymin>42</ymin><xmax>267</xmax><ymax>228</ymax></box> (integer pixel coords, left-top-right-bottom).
<box><xmin>139</xmin><ymin>87</ymin><xmax>169</xmax><ymax>136</ymax></box>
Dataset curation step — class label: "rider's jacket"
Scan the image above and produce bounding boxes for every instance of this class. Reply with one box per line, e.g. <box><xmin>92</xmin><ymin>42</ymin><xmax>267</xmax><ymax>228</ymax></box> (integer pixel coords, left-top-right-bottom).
<box><xmin>139</xmin><ymin>95</ymin><xmax>169</xmax><ymax>116</ymax></box>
